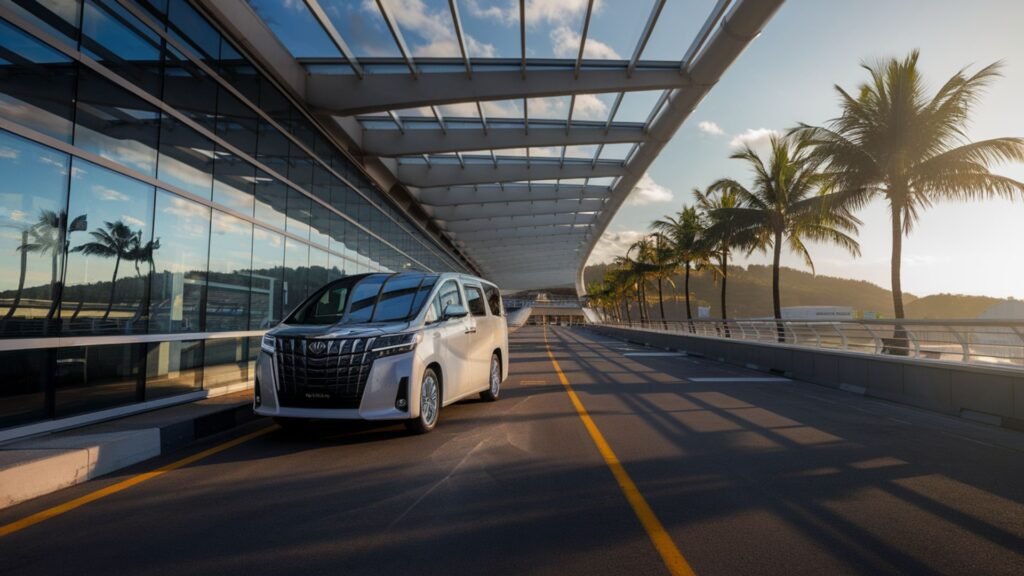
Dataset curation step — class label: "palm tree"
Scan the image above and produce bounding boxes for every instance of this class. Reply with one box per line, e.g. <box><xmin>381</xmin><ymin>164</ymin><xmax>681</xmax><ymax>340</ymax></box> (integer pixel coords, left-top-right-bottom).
<box><xmin>627</xmin><ymin>237</ymin><xmax>658</xmax><ymax>322</ymax></box>
<box><xmin>71</xmin><ymin>220</ymin><xmax>138</xmax><ymax>320</ymax></box>
<box><xmin>651</xmin><ymin>206</ymin><xmax>707</xmax><ymax>322</ymax></box>
<box><xmin>648</xmin><ymin>234</ymin><xmax>677</xmax><ymax>325</ymax></box>
<box><xmin>793</xmin><ymin>51</ymin><xmax>1024</xmax><ymax>321</ymax></box>
<box><xmin>708</xmin><ymin>135</ymin><xmax>862</xmax><ymax>341</ymax></box>
<box><xmin>694</xmin><ymin>185</ymin><xmax>751</xmax><ymax>325</ymax></box>
<box><xmin>19</xmin><ymin>210</ymin><xmax>86</xmax><ymax>320</ymax></box>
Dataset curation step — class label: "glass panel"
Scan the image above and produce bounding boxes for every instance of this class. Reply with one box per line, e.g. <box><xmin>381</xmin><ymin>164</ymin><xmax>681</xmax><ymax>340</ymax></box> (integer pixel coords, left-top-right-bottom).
<box><xmin>347</xmin><ymin>274</ymin><xmax>387</xmax><ymax>323</ymax></box>
<box><xmin>308</xmin><ymin>246</ymin><xmax>328</xmax><ymax>294</ymax></box>
<box><xmin>215</xmin><ymin>89</ymin><xmax>258</xmax><ymax>158</ymax></box>
<box><xmin>80</xmin><ymin>0</ymin><xmax>164</xmax><ymax>98</ymax></box>
<box><xmin>0</xmin><ymin>0</ymin><xmax>82</xmax><ymax>48</ymax></box>
<box><xmin>203</xmin><ymin>337</ymin><xmax>252</xmax><ymax>389</ymax></box>
<box><xmin>253</xmin><ymin>170</ymin><xmax>286</xmax><ymax>230</ymax></box>
<box><xmin>285</xmin><ymin>187</ymin><xmax>310</xmax><ymax>240</ymax></box>
<box><xmin>157</xmin><ymin>113</ymin><xmax>214</xmax><ymax>199</ymax></box>
<box><xmin>327</xmin><ymin>252</ymin><xmax>345</xmax><ymax>282</ymax></box>
<box><xmin>166</xmin><ymin>0</ymin><xmax>219</xmax><ymax>65</ymax></box>
<box><xmin>249</xmin><ymin>225</ymin><xmax>283</xmax><ymax>329</ymax></box>
<box><xmin>145</xmin><ymin>339</ymin><xmax>202</xmax><ymax>399</ymax></box>
<box><xmin>211</xmin><ymin>147</ymin><xmax>255</xmax><ymax>216</ymax></box>
<box><xmin>55</xmin><ymin>343</ymin><xmax>142</xmax><ymax>417</ymax></box>
<box><xmin>0</xmin><ymin>348</ymin><xmax>50</xmax><ymax>429</ymax></box>
<box><xmin>150</xmin><ymin>190</ymin><xmax>210</xmax><ymax>333</ymax></box>
<box><xmin>218</xmin><ymin>38</ymin><xmax>260</xmax><ymax>106</ymax></box>
<box><xmin>74</xmin><ymin>67</ymin><xmax>160</xmax><ymax>176</ymax></box>
<box><xmin>373</xmin><ymin>274</ymin><xmax>424</xmax><ymax>322</ymax></box>
<box><xmin>0</xmin><ymin>20</ymin><xmax>78</xmax><ymax>142</ymax></box>
<box><xmin>207</xmin><ymin>210</ymin><xmax>251</xmax><ymax>331</ymax></box>
<box><xmin>282</xmin><ymin>236</ymin><xmax>307</xmax><ymax>314</ymax></box>
<box><xmin>0</xmin><ymin>131</ymin><xmax>70</xmax><ymax>338</ymax></box>
<box><xmin>63</xmin><ymin>158</ymin><xmax>155</xmax><ymax>336</ymax></box>
<box><xmin>162</xmin><ymin>43</ymin><xmax>217</xmax><ymax>133</ymax></box>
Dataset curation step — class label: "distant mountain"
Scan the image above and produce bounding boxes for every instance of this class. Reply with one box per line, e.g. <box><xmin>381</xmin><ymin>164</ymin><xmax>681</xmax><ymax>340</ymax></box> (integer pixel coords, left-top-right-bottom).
<box><xmin>903</xmin><ymin>294</ymin><xmax>1005</xmax><ymax>319</ymax></box>
<box><xmin>584</xmin><ymin>264</ymin><xmax>909</xmax><ymax>319</ymax></box>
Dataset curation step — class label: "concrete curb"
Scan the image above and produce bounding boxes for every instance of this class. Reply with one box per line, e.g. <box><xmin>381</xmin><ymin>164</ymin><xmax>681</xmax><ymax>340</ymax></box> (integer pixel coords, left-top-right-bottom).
<box><xmin>0</xmin><ymin>394</ymin><xmax>258</xmax><ymax>510</ymax></box>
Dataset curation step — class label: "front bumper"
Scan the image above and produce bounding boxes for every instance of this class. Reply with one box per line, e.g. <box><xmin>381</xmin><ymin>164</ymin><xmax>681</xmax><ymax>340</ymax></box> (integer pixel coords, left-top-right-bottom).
<box><xmin>254</xmin><ymin>350</ymin><xmax>419</xmax><ymax>421</ymax></box>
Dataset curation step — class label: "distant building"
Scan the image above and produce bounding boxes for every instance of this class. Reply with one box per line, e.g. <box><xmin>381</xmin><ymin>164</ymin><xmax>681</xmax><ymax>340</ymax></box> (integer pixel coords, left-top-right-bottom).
<box><xmin>781</xmin><ymin>306</ymin><xmax>854</xmax><ymax>321</ymax></box>
<box><xmin>977</xmin><ymin>300</ymin><xmax>1024</xmax><ymax>320</ymax></box>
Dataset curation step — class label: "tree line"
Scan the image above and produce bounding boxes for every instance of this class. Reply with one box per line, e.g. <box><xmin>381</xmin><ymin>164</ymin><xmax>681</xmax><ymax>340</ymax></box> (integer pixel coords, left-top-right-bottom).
<box><xmin>586</xmin><ymin>51</ymin><xmax>1024</xmax><ymax>342</ymax></box>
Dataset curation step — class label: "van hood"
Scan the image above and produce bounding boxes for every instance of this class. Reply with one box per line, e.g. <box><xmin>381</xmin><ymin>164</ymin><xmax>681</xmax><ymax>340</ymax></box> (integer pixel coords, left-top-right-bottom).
<box><xmin>269</xmin><ymin>321</ymin><xmax>412</xmax><ymax>339</ymax></box>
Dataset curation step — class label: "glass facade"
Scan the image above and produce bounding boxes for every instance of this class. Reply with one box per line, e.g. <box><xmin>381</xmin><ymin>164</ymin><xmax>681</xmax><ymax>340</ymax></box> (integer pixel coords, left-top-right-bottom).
<box><xmin>0</xmin><ymin>0</ymin><xmax>469</xmax><ymax>431</ymax></box>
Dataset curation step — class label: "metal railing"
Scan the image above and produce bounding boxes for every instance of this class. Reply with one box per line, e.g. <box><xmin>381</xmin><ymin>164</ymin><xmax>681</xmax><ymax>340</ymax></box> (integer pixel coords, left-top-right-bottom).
<box><xmin>505</xmin><ymin>298</ymin><xmax>581</xmax><ymax>310</ymax></box>
<box><xmin>602</xmin><ymin>319</ymin><xmax>1024</xmax><ymax>368</ymax></box>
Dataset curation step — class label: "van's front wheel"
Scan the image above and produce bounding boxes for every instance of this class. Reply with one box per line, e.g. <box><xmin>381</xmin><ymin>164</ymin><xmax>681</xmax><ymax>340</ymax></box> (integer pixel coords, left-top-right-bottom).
<box><xmin>407</xmin><ymin>367</ymin><xmax>440</xmax><ymax>434</ymax></box>
<box><xmin>480</xmin><ymin>353</ymin><xmax>501</xmax><ymax>402</ymax></box>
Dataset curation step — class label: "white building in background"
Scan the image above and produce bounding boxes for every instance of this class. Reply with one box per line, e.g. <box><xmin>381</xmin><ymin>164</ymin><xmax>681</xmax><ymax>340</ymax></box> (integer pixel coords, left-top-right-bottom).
<box><xmin>781</xmin><ymin>306</ymin><xmax>854</xmax><ymax>321</ymax></box>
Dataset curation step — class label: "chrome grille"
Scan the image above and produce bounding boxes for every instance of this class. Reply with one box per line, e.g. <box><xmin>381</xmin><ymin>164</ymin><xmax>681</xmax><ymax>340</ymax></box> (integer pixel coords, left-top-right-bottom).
<box><xmin>274</xmin><ymin>336</ymin><xmax>376</xmax><ymax>408</ymax></box>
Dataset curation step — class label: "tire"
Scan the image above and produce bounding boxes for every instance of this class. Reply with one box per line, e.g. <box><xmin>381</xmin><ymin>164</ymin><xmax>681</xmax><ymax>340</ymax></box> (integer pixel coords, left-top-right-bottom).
<box><xmin>407</xmin><ymin>367</ymin><xmax>441</xmax><ymax>434</ymax></box>
<box><xmin>479</xmin><ymin>353</ymin><xmax>501</xmax><ymax>402</ymax></box>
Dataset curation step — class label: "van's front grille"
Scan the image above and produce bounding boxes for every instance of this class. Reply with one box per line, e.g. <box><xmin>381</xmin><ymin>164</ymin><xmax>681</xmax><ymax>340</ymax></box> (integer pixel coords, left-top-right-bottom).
<box><xmin>274</xmin><ymin>337</ymin><xmax>377</xmax><ymax>408</ymax></box>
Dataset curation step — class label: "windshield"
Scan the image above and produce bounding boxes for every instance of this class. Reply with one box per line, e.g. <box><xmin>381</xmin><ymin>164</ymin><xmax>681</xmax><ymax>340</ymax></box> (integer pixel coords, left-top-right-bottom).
<box><xmin>286</xmin><ymin>273</ymin><xmax>438</xmax><ymax>326</ymax></box>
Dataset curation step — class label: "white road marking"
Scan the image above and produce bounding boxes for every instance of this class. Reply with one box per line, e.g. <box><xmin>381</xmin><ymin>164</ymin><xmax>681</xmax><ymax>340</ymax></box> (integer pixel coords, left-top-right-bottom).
<box><xmin>623</xmin><ymin>352</ymin><xmax>686</xmax><ymax>357</ymax></box>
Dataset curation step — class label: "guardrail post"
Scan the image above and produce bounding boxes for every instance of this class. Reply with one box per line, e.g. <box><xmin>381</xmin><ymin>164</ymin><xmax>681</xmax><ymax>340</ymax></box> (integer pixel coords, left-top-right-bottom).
<box><xmin>864</xmin><ymin>325</ymin><xmax>882</xmax><ymax>354</ymax></box>
<box><xmin>831</xmin><ymin>323</ymin><xmax>848</xmax><ymax>350</ymax></box>
<box><xmin>807</xmin><ymin>323</ymin><xmax>822</xmax><ymax>348</ymax></box>
<box><xmin>947</xmin><ymin>324</ymin><xmax>970</xmax><ymax>362</ymax></box>
<box><xmin>906</xmin><ymin>327</ymin><xmax>921</xmax><ymax>358</ymax></box>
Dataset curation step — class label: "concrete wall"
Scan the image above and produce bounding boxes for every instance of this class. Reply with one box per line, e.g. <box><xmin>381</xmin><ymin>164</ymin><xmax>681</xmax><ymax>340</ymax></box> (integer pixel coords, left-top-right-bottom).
<box><xmin>592</xmin><ymin>326</ymin><xmax>1024</xmax><ymax>431</ymax></box>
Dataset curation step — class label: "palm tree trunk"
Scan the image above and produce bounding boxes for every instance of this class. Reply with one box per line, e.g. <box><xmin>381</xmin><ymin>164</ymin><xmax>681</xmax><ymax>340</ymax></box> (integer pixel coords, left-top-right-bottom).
<box><xmin>623</xmin><ymin>295</ymin><xmax>632</xmax><ymax>323</ymax></box>
<box><xmin>772</xmin><ymin>229</ymin><xmax>784</xmax><ymax>343</ymax></box>
<box><xmin>684</xmin><ymin>262</ymin><xmax>692</xmax><ymax>320</ymax></box>
<box><xmin>4</xmin><ymin>231</ymin><xmax>29</xmax><ymax>320</ymax></box>
<box><xmin>657</xmin><ymin>277</ymin><xmax>665</xmax><ymax>326</ymax></box>
<box><xmin>889</xmin><ymin>207</ymin><xmax>908</xmax><ymax>355</ymax></box>
<box><xmin>720</xmin><ymin>251</ymin><xmax>730</xmax><ymax>338</ymax></box>
<box><xmin>102</xmin><ymin>255</ymin><xmax>121</xmax><ymax>321</ymax></box>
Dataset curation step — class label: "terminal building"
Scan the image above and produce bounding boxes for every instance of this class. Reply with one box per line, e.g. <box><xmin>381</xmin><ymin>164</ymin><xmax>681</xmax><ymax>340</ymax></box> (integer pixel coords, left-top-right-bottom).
<box><xmin>0</xmin><ymin>0</ymin><xmax>779</xmax><ymax>438</ymax></box>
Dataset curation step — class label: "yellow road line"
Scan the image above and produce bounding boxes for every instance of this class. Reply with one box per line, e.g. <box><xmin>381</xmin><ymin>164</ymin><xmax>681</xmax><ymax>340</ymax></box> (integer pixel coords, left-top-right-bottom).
<box><xmin>544</xmin><ymin>325</ymin><xmax>697</xmax><ymax>576</ymax></box>
<box><xmin>0</xmin><ymin>424</ymin><xmax>277</xmax><ymax>538</ymax></box>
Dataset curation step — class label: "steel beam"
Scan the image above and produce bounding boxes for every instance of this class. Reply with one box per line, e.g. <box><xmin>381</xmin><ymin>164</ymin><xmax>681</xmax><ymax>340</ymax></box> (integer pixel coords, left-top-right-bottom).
<box><xmin>449</xmin><ymin>225</ymin><xmax>588</xmax><ymax>242</ymax></box>
<box><xmin>306</xmin><ymin>63</ymin><xmax>696</xmax><ymax>116</ymax></box>
<box><xmin>361</xmin><ymin>124</ymin><xmax>644</xmax><ymax>156</ymax></box>
<box><xmin>441</xmin><ymin>213</ymin><xmax>596</xmax><ymax>233</ymax></box>
<box><xmin>413</xmin><ymin>184</ymin><xmax>612</xmax><ymax>205</ymax></box>
<box><xmin>397</xmin><ymin>161</ymin><xmax>625</xmax><ymax>187</ymax></box>
<box><xmin>426</xmin><ymin>198</ymin><xmax>604</xmax><ymax>219</ymax></box>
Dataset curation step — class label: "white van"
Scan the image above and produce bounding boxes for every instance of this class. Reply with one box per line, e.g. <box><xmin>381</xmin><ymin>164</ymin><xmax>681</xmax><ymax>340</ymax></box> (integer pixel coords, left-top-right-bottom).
<box><xmin>254</xmin><ymin>272</ymin><xmax>508</xmax><ymax>433</ymax></box>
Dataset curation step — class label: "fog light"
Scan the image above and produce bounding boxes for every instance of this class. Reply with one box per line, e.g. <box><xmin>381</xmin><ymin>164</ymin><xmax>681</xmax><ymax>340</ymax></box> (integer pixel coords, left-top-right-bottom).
<box><xmin>395</xmin><ymin>376</ymin><xmax>409</xmax><ymax>411</ymax></box>
<box><xmin>396</xmin><ymin>398</ymin><xmax>407</xmax><ymax>409</ymax></box>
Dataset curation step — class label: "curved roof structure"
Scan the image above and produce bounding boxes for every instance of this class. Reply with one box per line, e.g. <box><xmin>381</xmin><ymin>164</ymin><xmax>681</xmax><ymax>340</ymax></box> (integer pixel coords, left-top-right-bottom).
<box><xmin>195</xmin><ymin>0</ymin><xmax>784</xmax><ymax>292</ymax></box>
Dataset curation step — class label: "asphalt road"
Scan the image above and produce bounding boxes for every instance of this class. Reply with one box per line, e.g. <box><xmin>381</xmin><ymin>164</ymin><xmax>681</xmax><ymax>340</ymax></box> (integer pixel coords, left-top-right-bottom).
<box><xmin>2</xmin><ymin>325</ymin><xmax>1023</xmax><ymax>575</ymax></box>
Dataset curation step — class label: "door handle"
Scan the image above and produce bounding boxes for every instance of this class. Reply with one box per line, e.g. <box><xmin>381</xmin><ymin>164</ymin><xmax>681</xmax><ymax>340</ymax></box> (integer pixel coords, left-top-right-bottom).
<box><xmin>464</xmin><ymin>328</ymin><xmax>477</xmax><ymax>334</ymax></box>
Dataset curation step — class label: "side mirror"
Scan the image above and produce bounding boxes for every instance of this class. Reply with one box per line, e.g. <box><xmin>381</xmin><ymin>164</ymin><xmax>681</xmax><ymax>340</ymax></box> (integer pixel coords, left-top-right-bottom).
<box><xmin>442</xmin><ymin>303</ymin><xmax>469</xmax><ymax>320</ymax></box>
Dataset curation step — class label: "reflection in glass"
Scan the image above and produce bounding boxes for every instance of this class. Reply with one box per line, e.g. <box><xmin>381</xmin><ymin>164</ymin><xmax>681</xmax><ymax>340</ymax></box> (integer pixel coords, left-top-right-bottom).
<box><xmin>203</xmin><ymin>337</ymin><xmax>252</xmax><ymax>389</ymax></box>
<box><xmin>0</xmin><ymin>132</ymin><xmax>71</xmax><ymax>337</ymax></box>
<box><xmin>250</xmin><ymin>225</ymin><xmax>283</xmax><ymax>329</ymax></box>
<box><xmin>253</xmin><ymin>171</ymin><xmax>286</xmax><ymax>230</ymax></box>
<box><xmin>145</xmin><ymin>340</ymin><xmax>202</xmax><ymax>399</ymax></box>
<box><xmin>309</xmin><ymin>246</ymin><xmax>328</xmax><ymax>293</ymax></box>
<box><xmin>157</xmin><ymin>113</ymin><xmax>215</xmax><ymax>199</ymax></box>
<box><xmin>212</xmin><ymin>148</ymin><xmax>255</xmax><ymax>216</ymax></box>
<box><xmin>63</xmin><ymin>158</ymin><xmax>156</xmax><ymax>335</ymax></box>
<box><xmin>0</xmin><ymin>20</ymin><xmax>78</xmax><ymax>142</ymax></box>
<box><xmin>150</xmin><ymin>190</ymin><xmax>210</xmax><ymax>333</ymax></box>
<box><xmin>285</xmin><ymin>187</ymin><xmax>310</xmax><ymax>240</ymax></box>
<box><xmin>283</xmin><ymin>236</ymin><xmax>308</xmax><ymax>313</ymax></box>
<box><xmin>55</xmin><ymin>343</ymin><xmax>142</xmax><ymax>417</ymax></box>
<box><xmin>74</xmin><ymin>67</ymin><xmax>160</xmax><ymax>176</ymax></box>
<box><xmin>0</xmin><ymin>348</ymin><xmax>50</xmax><ymax>429</ymax></box>
<box><xmin>0</xmin><ymin>0</ymin><xmax>81</xmax><ymax>48</ymax></box>
<box><xmin>207</xmin><ymin>210</ymin><xmax>252</xmax><ymax>331</ymax></box>
<box><xmin>80</xmin><ymin>0</ymin><xmax>164</xmax><ymax>98</ymax></box>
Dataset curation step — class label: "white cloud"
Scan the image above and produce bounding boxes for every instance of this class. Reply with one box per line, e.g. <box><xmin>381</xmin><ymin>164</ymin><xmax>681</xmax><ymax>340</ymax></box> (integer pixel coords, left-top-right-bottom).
<box><xmin>467</xmin><ymin>0</ymin><xmax>602</xmax><ymax>26</ymax></box>
<box><xmin>92</xmin><ymin>185</ymin><xmax>130</xmax><ymax>202</ymax></box>
<box><xmin>729</xmin><ymin>128</ymin><xmax>780</xmax><ymax>149</ymax></box>
<box><xmin>574</xmin><ymin>94</ymin><xmax>609</xmax><ymax>121</ymax></box>
<box><xmin>371</xmin><ymin>0</ymin><xmax>496</xmax><ymax>58</ymax></box>
<box><xmin>587</xmin><ymin>228</ymin><xmax>647</xmax><ymax>265</ymax></box>
<box><xmin>697</xmin><ymin>121</ymin><xmax>724</xmax><ymax>136</ymax></box>
<box><xmin>121</xmin><ymin>215</ymin><xmax>146</xmax><ymax>229</ymax></box>
<box><xmin>0</xmin><ymin>146</ymin><xmax>19</xmax><ymax>160</ymax></box>
<box><xmin>550</xmin><ymin>25</ymin><xmax>620</xmax><ymax>60</ymax></box>
<box><xmin>625</xmin><ymin>173</ymin><xmax>673</xmax><ymax>206</ymax></box>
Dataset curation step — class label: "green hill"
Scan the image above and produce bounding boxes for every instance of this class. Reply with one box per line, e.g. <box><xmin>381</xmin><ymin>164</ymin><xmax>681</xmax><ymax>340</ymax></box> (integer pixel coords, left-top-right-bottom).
<box><xmin>584</xmin><ymin>264</ymin><xmax>910</xmax><ymax>319</ymax></box>
<box><xmin>903</xmin><ymin>294</ymin><xmax>1003</xmax><ymax>319</ymax></box>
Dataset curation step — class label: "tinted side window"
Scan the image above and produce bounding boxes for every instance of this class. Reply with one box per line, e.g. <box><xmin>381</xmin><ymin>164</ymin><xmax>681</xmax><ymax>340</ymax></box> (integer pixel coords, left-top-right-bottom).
<box><xmin>484</xmin><ymin>285</ymin><xmax>503</xmax><ymax>317</ymax></box>
<box><xmin>432</xmin><ymin>280</ymin><xmax>462</xmax><ymax>320</ymax></box>
<box><xmin>465</xmin><ymin>286</ymin><xmax>486</xmax><ymax>317</ymax></box>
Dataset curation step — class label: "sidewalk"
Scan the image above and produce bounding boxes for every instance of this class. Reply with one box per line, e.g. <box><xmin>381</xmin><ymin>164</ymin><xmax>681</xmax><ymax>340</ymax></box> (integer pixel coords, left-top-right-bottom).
<box><xmin>0</xmin><ymin>391</ymin><xmax>258</xmax><ymax>509</ymax></box>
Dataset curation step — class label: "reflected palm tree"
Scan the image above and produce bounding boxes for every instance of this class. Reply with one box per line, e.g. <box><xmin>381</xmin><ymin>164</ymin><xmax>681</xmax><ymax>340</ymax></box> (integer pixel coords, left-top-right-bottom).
<box><xmin>11</xmin><ymin>210</ymin><xmax>86</xmax><ymax>321</ymax></box>
<box><xmin>72</xmin><ymin>220</ymin><xmax>139</xmax><ymax>320</ymax></box>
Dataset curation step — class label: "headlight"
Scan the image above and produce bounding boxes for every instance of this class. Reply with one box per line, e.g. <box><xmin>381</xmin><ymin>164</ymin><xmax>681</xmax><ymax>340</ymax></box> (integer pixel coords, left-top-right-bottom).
<box><xmin>261</xmin><ymin>333</ymin><xmax>276</xmax><ymax>354</ymax></box>
<box><xmin>372</xmin><ymin>332</ymin><xmax>421</xmax><ymax>358</ymax></box>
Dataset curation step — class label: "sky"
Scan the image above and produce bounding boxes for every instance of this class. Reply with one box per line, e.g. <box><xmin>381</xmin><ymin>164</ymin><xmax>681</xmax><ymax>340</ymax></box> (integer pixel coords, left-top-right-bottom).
<box><xmin>248</xmin><ymin>0</ymin><xmax>1024</xmax><ymax>299</ymax></box>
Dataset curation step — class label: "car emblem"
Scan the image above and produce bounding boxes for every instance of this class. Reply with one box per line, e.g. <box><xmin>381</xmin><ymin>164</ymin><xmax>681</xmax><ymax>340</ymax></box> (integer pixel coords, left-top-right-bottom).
<box><xmin>308</xmin><ymin>340</ymin><xmax>327</xmax><ymax>355</ymax></box>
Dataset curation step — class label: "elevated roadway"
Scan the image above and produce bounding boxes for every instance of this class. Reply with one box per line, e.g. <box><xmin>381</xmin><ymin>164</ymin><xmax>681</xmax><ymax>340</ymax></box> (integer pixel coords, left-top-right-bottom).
<box><xmin>2</xmin><ymin>327</ymin><xmax>1022</xmax><ymax>575</ymax></box>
